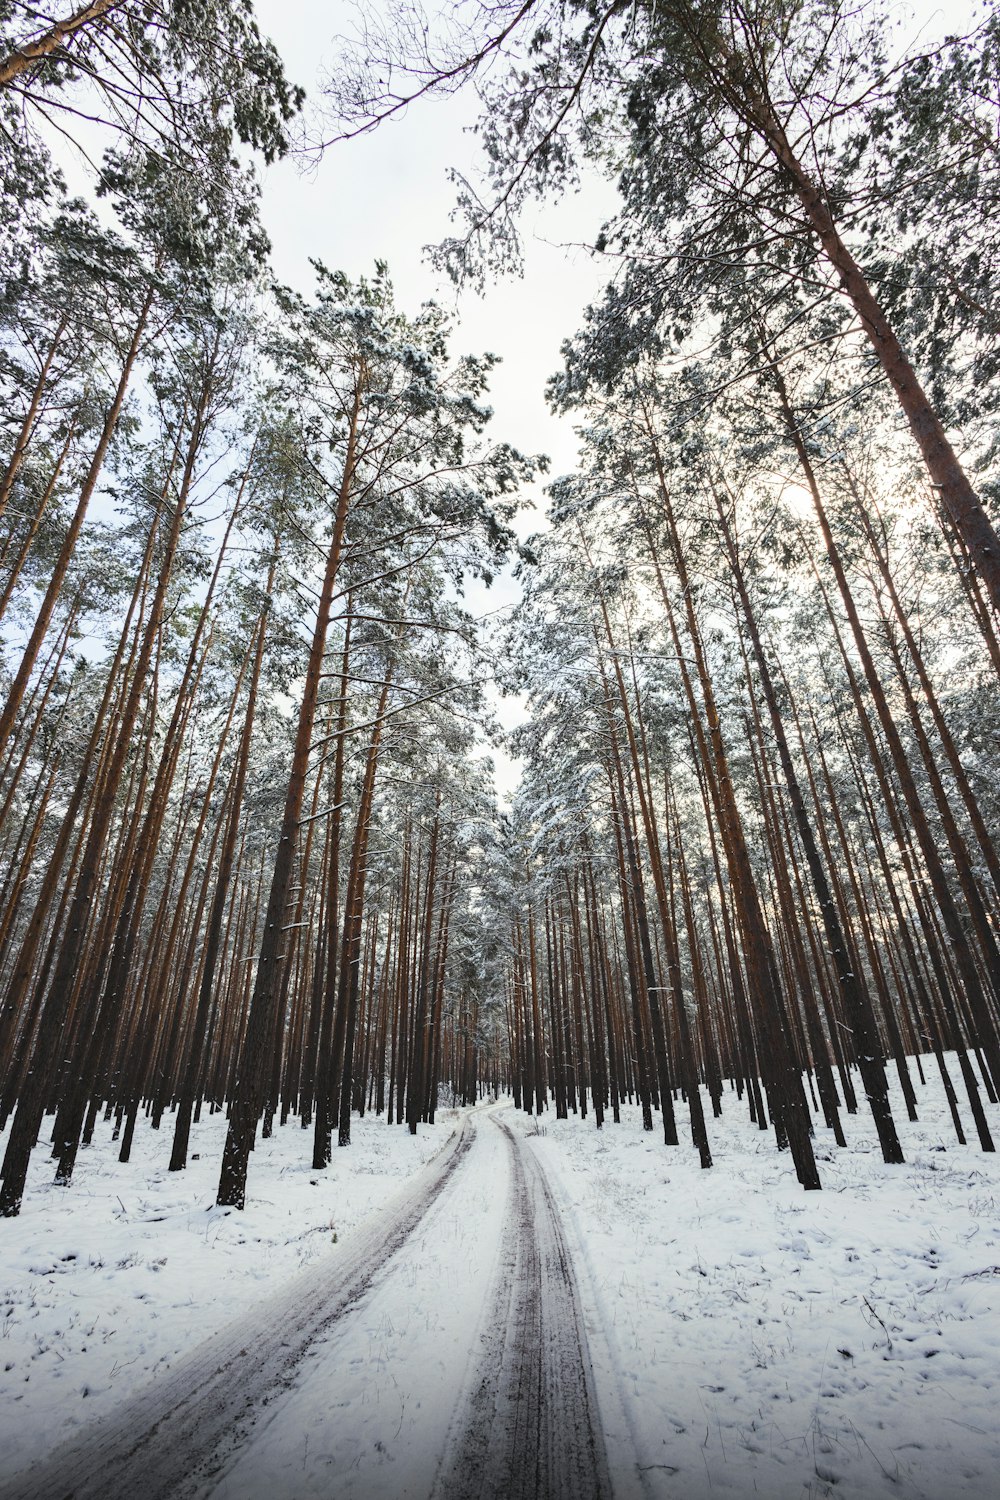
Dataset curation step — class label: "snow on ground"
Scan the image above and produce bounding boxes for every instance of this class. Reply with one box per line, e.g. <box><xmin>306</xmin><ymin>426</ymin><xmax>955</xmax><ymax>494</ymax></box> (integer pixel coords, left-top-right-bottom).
<box><xmin>527</xmin><ymin>1058</ymin><xmax>1000</xmax><ymax>1500</ymax></box>
<box><xmin>208</xmin><ymin>1111</ymin><xmax>510</xmax><ymax>1500</ymax></box>
<box><xmin>3</xmin><ymin>1062</ymin><xmax>1000</xmax><ymax>1500</ymax></box>
<box><xmin>0</xmin><ymin>1106</ymin><xmax>451</xmax><ymax>1484</ymax></box>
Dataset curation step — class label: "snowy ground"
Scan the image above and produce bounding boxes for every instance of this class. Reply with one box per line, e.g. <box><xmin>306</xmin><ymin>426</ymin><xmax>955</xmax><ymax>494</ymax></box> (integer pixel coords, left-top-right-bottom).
<box><xmin>2</xmin><ymin>1061</ymin><xmax>1000</xmax><ymax>1500</ymax></box>
<box><xmin>529</xmin><ymin>1061</ymin><xmax>1000</xmax><ymax>1500</ymax></box>
<box><xmin>0</xmin><ymin>1106</ymin><xmax>451</xmax><ymax>1485</ymax></box>
<box><xmin>208</xmin><ymin>1111</ymin><xmax>512</xmax><ymax>1500</ymax></box>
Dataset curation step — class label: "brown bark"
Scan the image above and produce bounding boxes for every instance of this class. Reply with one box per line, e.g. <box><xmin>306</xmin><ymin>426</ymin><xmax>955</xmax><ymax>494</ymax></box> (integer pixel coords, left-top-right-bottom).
<box><xmin>852</xmin><ymin>485</ymin><xmax>1000</xmax><ymax>902</ymax></box>
<box><xmin>217</xmin><ymin>380</ymin><xmax>363</xmax><ymax>1208</ymax></box>
<box><xmin>775</xmin><ymin>365</ymin><xmax>1000</xmax><ymax>1117</ymax></box>
<box><xmin>637</xmin><ymin>465</ymin><xmax>819</xmax><ymax>1187</ymax></box>
<box><xmin>0</xmin><ymin>317</ymin><xmax>67</xmax><ymax>526</ymax></box>
<box><xmin>0</xmin><ymin>372</ymin><xmax>192</xmax><ymax>1213</ymax></box>
<box><xmin>0</xmin><ymin>0</ymin><xmax>123</xmax><ymax>86</ymax></box>
<box><xmin>407</xmin><ymin>791</ymin><xmax>441</xmax><ymax>1134</ymax></box>
<box><xmin>697</xmin><ymin>32</ymin><xmax>1000</xmax><ymax>617</ymax></box>
<box><xmin>0</xmin><ymin>287</ymin><xmax>154</xmax><ymax>757</ymax></box>
<box><xmin>0</xmin><ymin>421</ymin><xmax>76</xmax><ymax>626</ymax></box>
<box><xmin>592</xmin><ymin>607</ymin><xmax>682</xmax><ymax>1129</ymax></box>
<box><xmin>167</xmin><ymin>565</ymin><xmax>275</xmax><ymax>1169</ymax></box>
<box><xmin>715</xmin><ymin>491</ymin><xmax>902</xmax><ymax>1162</ymax></box>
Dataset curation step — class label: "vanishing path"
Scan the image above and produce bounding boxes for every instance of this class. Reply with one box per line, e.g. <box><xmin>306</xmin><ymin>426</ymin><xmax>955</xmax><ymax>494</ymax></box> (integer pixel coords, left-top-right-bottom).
<box><xmin>1</xmin><ymin>1108</ymin><xmax>615</xmax><ymax>1500</ymax></box>
<box><xmin>434</xmin><ymin>1114</ymin><xmax>611</xmax><ymax>1500</ymax></box>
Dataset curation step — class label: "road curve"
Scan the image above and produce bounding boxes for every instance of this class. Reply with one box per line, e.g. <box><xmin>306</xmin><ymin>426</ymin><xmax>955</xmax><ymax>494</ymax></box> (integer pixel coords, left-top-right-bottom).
<box><xmin>0</xmin><ymin>1117</ymin><xmax>473</xmax><ymax>1500</ymax></box>
<box><xmin>434</xmin><ymin>1112</ymin><xmax>612</xmax><ymax>1500</ymax></box>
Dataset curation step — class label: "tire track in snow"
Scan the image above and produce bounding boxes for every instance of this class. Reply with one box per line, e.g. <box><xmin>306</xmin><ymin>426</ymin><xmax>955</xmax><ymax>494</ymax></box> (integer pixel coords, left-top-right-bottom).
<box><xmin>205</xmin><ymin>1105</ymin><xmax>512</xmax><ymax>1499</ymax></box>
<box><xmin>0</xmin><ymin>1116</ymin><xmax>473</xmax><ymax>1500</ymax></box>
<box><xmin>435</xmin><ymin>1112</ymin><xmax>612</xmax><ymax>1500</ymax></box>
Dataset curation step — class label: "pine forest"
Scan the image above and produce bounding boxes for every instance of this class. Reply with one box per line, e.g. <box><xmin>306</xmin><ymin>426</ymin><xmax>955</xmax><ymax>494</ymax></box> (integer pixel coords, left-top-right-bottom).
<box><xmin>1</xmin><ymin>2</ymin><xmax>1000</xmax><ymax>1498</ymax></box>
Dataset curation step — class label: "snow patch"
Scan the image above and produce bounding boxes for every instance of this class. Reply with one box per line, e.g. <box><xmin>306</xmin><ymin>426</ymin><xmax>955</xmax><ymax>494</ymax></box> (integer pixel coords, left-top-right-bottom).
<box><xmin>529</xmin><ymin>1060</ymin><xmax>1000</xmax><ymax>1499</ymax></box>
<box><xmin>0</xmin><ymin>1107</ymin><xmax>448</xmax><ymax>1483</ymax></box>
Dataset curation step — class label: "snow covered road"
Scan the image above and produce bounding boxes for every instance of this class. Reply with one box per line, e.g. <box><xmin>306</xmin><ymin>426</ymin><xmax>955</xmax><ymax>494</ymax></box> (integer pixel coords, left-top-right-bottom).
<box><xmin>435</xmin><ymin>1114</ymin><xmax>611</xmax><ymax>1500</ymax></box>
<box><xmin>6</xmin><ymin>1069</ymin><xmax>998</xmax><ymax>1500</ymax></box>
<box><xmin>210</xmin><ymin>1106</ymin><xmax>613</xmax><ymax>1500</ymax></box>
<box><xmin>0</xmin><ymin>1107</ymin><xmax>618</xmax><ymax>1500</ymax></box>
<box><xmin>0</xmin><ymin>1115</ymin><xmax>475</xmax><ymax>1500</ymax></box>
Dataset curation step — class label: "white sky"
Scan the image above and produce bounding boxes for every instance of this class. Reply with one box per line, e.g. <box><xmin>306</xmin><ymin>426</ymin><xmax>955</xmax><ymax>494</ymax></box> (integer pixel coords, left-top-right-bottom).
<box><xmin>253</xmin><ymin>1</ymin><xmax>620</xmax><ymax>797</ymax></box>
<box><xmin>254</xmin><ymin>0</ymin><xmax>973</xmax><ymax>480</ymax></box>
<box><xmin>256</xmin><ymin>2</ymin><xmax>618</xmax><ymax>490</ymax></box>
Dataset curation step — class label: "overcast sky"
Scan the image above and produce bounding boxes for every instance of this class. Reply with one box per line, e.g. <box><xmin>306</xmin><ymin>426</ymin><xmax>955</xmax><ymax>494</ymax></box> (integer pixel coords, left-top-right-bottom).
<box><xmin>252</xmin><ymin>1</ymin><xmax>621</xmax><ymax>793</ymax></box>
<box><xmin>256</xmin><ymin>1</ymin><xmax>618</xmax><ymax>490</ymax></box>
<box><xmin>253</xmin><ymin>0</ymin><xmax>970</xmax><ymax>477</ymax></box>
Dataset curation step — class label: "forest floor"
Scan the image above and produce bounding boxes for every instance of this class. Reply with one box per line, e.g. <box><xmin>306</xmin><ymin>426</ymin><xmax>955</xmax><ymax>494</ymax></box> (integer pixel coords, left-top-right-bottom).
<box><xmin>0</xmin><ymin>1106</ymin><xmax>451</xmax><ymax>1487</ymax></box>
<box><xmin>0</xmin><ymin>1061</ymin><xmax>999</xmax><ymax>1499</ymax></box>
<box><xmin>533</xmin><ymin>1064</ymin><xmax>1000</xmax><ymax>1500</ymax></box>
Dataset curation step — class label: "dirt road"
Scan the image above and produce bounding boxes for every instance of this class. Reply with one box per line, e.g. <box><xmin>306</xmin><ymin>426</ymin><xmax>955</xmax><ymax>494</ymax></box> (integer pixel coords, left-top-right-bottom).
<box><xmin>1</xmin><ymin>1108</ymin><xmax>616</xmax><ymax>1500</ymax></box>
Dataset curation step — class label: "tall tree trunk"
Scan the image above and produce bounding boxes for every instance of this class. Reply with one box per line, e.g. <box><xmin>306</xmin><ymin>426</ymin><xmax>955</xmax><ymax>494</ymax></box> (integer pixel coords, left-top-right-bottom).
<box><xmin>717</xmin><ymin>53</ymin><xmax>1000</xmax><ymax>615</ymax></box>
<box><xmin>0</xmin><ymin>315</ymin><xmax>67</xmax><ymax>525</ymax></box>
<box><xmin>336</xmin><ymin>676</ymin><xmax>394</xmax><ymax>1147</ymax></box>
<box><xmin>217</xmin><ymin>383</ymin><xmax>363</xmax><ymax>1208</ymax></box>
<box><xmin>637</xmin><ymin>462</ymin><xmax>820</xmax><ymax>1188</ymax></box>
<box><xmin>0</xmin><ymin>0</ymin><xmax>123</xmax><ymax>86</ymax></box>
<box><xmin>714</xmin><ymin>490</ymin><xmax>902</xmax><ymax>1163</ymax></box>
<box><xmin>0</xmin><ymin>287</ymin><xmax>154</xmax><ymax>756</ymax></box>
